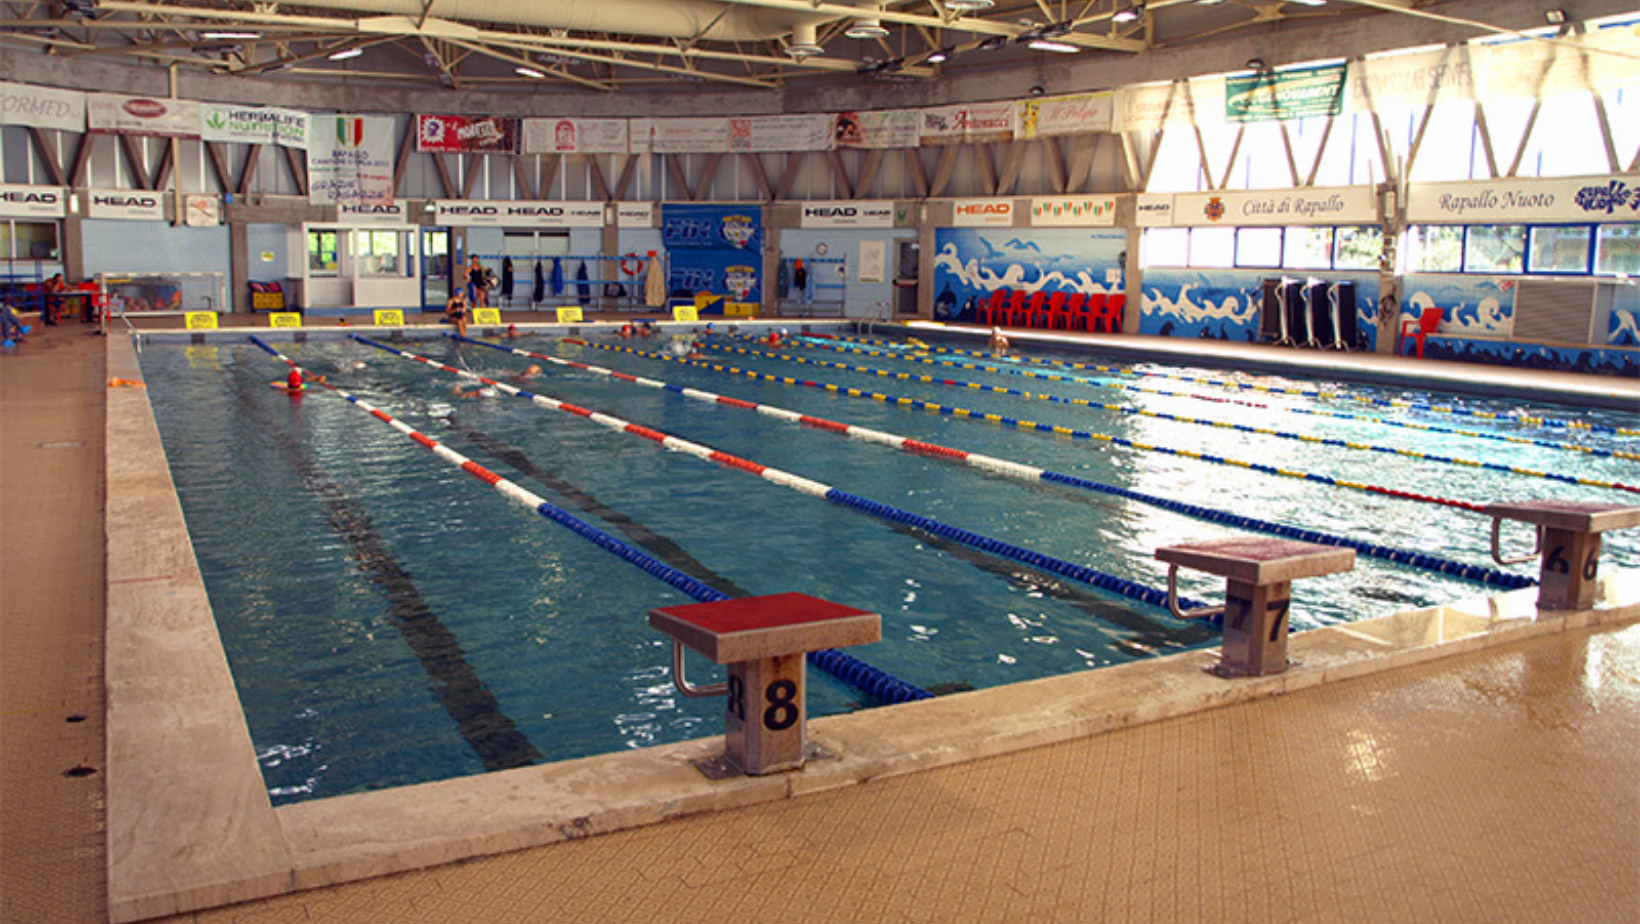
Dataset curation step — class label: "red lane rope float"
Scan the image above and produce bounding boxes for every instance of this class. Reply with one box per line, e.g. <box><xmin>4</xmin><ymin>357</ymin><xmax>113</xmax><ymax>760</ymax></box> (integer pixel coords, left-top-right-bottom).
<box><xmin>563</xmin><ymin>336</ymin><xmax>1491</xmax><ymax>514</ymax></box>
<box><xmin>796</xmin><ymin>332</ymin><xmax>1640</xmax><ymax>462</ymax></box>
<box><xmin>344</xmin><ymin>334</ymin><xmax>1216</xmax><ymax>615</ymax></box>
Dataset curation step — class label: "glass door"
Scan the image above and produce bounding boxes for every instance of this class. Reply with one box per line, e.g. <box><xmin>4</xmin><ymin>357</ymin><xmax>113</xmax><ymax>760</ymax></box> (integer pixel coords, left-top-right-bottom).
<box><xmin>420</xmin><ymin>228</ymin><xmax>452</xmax><ymax>311</ymax></box>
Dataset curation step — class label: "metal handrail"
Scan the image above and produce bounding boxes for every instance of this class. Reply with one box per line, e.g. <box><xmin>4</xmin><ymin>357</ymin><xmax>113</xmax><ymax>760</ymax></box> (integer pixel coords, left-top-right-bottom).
<box><xmin>669</xmin><ymin>639</ymin><xmax>727</xmax><ymax>698</ymax></box>
<box><xmin>1165</xmin><ymin>564</ymin><xmax>1227</xmax><ymax>621</ymax></box>
<box><xmin>1490</xmin><ymin>517</ymin><xmax>1544</xmax><ymax>566</ymax></box>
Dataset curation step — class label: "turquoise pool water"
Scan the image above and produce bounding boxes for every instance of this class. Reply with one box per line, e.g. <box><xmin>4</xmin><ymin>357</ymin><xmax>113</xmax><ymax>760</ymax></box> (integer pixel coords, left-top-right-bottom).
<box><xmin>140</xmin><ymin>333</ymin><xmax>1640</xmax><ymax>804</ymax></box>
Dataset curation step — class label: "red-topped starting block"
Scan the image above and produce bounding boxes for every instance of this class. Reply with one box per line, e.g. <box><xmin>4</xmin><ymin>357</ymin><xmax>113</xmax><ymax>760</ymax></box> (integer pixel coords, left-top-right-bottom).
<box><xmin>1486</xmin><ymin>501</ymin><xmax>1640</xmax><ymax>611</ymax></box>
<box><xmin>650</xmin><ymin>592</ymin><xmax>881</xmax><ymax>776</ymax></box>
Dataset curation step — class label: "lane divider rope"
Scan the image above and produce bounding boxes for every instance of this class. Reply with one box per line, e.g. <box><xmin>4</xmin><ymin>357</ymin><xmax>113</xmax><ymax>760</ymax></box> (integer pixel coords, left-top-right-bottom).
<box><xmin>459</xmin><ymin>334</ymin><xmax>1535</xmax><ymax>592</ymax></box>
<box><xmin>247</xmin><ymin>335</ymin><xmax>931</xmax><ymax>705</ymax></box>
<box><xmin>348</xmin><ymin>334</ymin><xmax>1216</xmax><ymax>621</ymax></box>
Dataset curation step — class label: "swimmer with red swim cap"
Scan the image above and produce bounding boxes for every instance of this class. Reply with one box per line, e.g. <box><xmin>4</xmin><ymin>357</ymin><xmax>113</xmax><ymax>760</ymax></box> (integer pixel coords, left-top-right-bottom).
<box><xmin>271</xmin><ymin>369</ymin><xmax>305</xmax><ymax>392</ymax></box>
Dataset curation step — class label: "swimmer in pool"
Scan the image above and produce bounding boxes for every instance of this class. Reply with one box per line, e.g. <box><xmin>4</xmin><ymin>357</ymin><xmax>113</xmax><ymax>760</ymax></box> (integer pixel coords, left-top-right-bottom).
<box><xmin>989</xmin><ymin>327</ymin><xmax>1009</xmax><ymax>358</ymax></box>
<box><xmin>512</xmin><ymin>364</ymin><xmax>541</xmax><ymax>381</ymax></box>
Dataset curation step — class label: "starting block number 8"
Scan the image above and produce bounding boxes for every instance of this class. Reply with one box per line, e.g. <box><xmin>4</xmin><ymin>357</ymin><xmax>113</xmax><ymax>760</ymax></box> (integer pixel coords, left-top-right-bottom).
<box><xmin>726</xmin><ymin>676</ymin><xmax>799</xmax><ymax>731</ymax></box>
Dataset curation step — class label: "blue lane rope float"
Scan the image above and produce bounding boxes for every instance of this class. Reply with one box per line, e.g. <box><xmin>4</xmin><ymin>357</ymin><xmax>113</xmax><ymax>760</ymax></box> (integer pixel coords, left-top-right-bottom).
<box><xmin>815</xmin><ymin>330</ymin><xmax>1640</xmax><ymax>439</ymax></box>
<box><xmin>349</xmin><ymin>333</ymin><xmax>1217</xmax><ymax>621</ymax></box>
<box><xmin>570</xmin><ymin>338</ymin><xmax>1491</xmax><ymax>514</ymax></box>
<box><xmin>489</xmin><ymin>335</ymin><xmax>1533</xmax><ymax>592</ymax></box>
<box><xmin>247</xmin><ymin>335</ymin><xmax>930</xmax><ymax>705</ymax></box>
<box><xmin>694</xmin><ymin>338</ymin><xmax>1640</xmax><ymax>497</ymax></box>
<box><xmin>785</xmin><ymin>333</ymin><xmax>1640</xmax><ymax>462</ymax></box>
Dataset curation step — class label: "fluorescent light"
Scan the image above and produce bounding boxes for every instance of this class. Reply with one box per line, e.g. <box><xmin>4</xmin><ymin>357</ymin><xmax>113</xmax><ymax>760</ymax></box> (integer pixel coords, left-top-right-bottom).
<box><xmin>201</xmin><ymin>30</ymin><xmax>261</xmax><ymax>39</ymax></box>
<box><xmin>1113</xmin><ymin>4</ymin><xmax>1142</xmax><ymax>23</ymax></box>
<box><xmin>1028</xmin><ymin>39</ymin><xmax>1079</xmax><ymax>54</ymax></box>
<box><xmin>328</xmin><ymin>47</ymin><xmax>362</xmax><ymax>61</ymax></box>
<box><xmin>845</xmin><ymin>18</ymin><xmax>889</xmax><ymax>39</ymax></box>
<box><xmin>944</xmin><ymin>0</ymin><xmax>996</xmax><ymax>9</ymax></box>
<box><xmin>515</xmin><ymin>66</ymin><xmax>546</xmax><ymax>78</ymax></box>
<box><xmin>926</xmin><ymin>48</ymin><xmax>951</xmax><ymax>64</ymax></box>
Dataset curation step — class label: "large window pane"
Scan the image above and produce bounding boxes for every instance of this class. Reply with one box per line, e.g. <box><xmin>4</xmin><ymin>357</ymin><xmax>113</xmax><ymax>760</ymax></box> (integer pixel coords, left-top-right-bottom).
<box><xmin>308</xmin><ymin>230</ymin><xmax>339</xmax><ymax>274</ymax></box>
<box><xmin>1464</xmin><ymin>225</ymin><xmax>1526</xmax><ymax>273</ymax></box>
<box><xmin>1404</xmin><ymin>225</ymin><xmax>1463</xmax><ymax>272</ymax></box>
<box><xmin>356</xmin><ymin>230</ymin><xmax>400</xmax><ymax>275</ymax></box>
<box><xmin>13</xmin><ymin>221</ymin><xmax>59</xmax><ymax>261</ymax></box>
<box><xmin>1189</xmin><ymin>227</ymin><xmax>1235</xmax><ymax>268</ymax></box>
<box><xmin>1528</xmin><ymin>226</ymin><xmax>1591</xmax><ymax>274</ymax></box>
<box><xmin>1235</xmin><ymin>227</ymin><xmax>1283</xmax><ymax>267</ymax></box>
<box><xmin>1141</xmin><ymin>228</ymin><xmax>1189</xmax><ymax>267</ymax></box>
<box><xmin>1334</xmin><ymin>226</ymin><xmax>1383</xmax><ymax>270</ymax></box>
<box><xmin>1596</xmin><ymin>224</ymin><xmax>1640</xmax><ymax>275</ymax></box>
<box><xmin>1283</xmin><ymin>226</ymin><xmax>1334</xmax><ymax>269</ymax></box>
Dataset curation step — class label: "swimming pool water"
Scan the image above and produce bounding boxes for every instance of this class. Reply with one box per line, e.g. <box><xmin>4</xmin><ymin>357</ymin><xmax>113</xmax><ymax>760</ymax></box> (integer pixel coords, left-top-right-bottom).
<box><xmin>140</xmin><ymin>333</ymin><xmax>1640</xmax><ymax>804</ymax></box>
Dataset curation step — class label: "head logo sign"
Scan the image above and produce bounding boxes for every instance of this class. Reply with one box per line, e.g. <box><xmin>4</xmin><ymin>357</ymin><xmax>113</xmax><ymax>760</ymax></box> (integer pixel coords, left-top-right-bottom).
<box><xmin>953</xmin><ymin>199</ymin><xmax>1013</xmax><ymax>227</ymax></box>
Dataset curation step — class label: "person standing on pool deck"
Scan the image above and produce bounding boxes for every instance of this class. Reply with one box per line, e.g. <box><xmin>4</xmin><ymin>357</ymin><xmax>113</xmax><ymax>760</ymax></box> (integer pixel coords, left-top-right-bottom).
<box><xmin>445</xmin><ymin>288</ymin><xmax>470</xmax><ymax>337</ymax></box>
<box><xmin>466</xmin><ymin>255</ymin><xmax>489</xmax><ymax>308</ymax></box>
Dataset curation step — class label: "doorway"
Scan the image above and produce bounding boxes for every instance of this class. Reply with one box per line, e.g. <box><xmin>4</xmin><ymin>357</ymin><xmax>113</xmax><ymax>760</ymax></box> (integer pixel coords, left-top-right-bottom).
<box><xmin>420</xmin><ymin>228</ymin><xmax>452</xmax><ymax>311</ymax></box>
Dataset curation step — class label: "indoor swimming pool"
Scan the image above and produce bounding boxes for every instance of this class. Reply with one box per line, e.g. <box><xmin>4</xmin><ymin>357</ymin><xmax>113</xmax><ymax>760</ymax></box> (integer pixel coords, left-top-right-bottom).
<box><xmin>138</xmin><ymin>330</ymin><xmax>1640</xmax><ymax>804</ymax></box>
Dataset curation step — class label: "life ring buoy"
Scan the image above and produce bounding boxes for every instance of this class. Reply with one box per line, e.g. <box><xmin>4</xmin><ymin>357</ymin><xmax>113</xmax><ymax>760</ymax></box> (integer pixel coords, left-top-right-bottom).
<box><xmin>620</xmin><ymin>253</ymin><xmax>644</xmax><ymax>276</ymax></box>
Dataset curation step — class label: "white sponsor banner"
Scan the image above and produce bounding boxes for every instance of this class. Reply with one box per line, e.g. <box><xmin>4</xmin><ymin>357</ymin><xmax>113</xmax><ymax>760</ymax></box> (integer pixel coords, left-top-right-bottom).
<box><xmin>87</xmin><ymin>189</ymin><xmax>164</xmax><ymax>221</ymax></box>
<box><xmin>522</xmin><ymin>117</ymin><xmax>629</xmax><ymax>154</ymax></box>
<box><xmin>1471</xmin><ymin>31</ymin><xmax>1640</xmax><ymax>100</ymax></box>
<box><xmin>617</xmin><ymin>202</ymin><xmax>654</xmax><ymax>227</ymax></box>
<box><xmin>339</xmin><ymin>202</ymin><xmax>411</xmax><ymax>224</ymax></box>
<box><xmin>833</xmin><ymin>109</ymin><xmax>920</xmax><ymax>149</ymax></box>
<box><xmin>730</xmin><ymin>114</ymin><xmax>833</xmax><ymax>153</ymax></box>
<box><xmin>1017</xmin><ymin>92</ymin><xmax>1114</xmax><ymax>139</ymax></box>
<box><xmin>435</xmin><ymin>200</ymin><xmax>605</xmax><ymax>228</ymax></box>
<box><xmin>1114</xmin><ymin>77</ymin><xmax>1225</xmax><ymax>133</ymax></box>
<box><xmin>1345</xmin><ymin>46</ymin><xmax>1474</xmax><ymax>113</ymax></box>
<box><xmin>920</xmin><ymin>102</ymin><xmax>1016</xmax><ymax>146</ymax></box>
<box><xmin>87</xmin><ymin>93</ymin><xmax>201</xmax><ymax>139</ymax></box>
<box><xmin>0</xmin><ymin>185</ymin><xmax>66</xmax><ymax>219</ymax></box>
<box><xmin>308</xmin><ymin>114</ymin><xmax>395</xmax><ymax>206</ymax></box>
<box><xmin>201</xmin><ymin>104</ymin><xmax>309</xmax><ymax>148</ymax></box>
<box><xmin>1172</xmin><ymin>186</ymin><xmax>1377</xmax><ymax>227</ymax></box>
<box><xmin>1406</xmin><ymin>174</ymin><xmax>1640</xmax><ymax>224</ymax></box>
<box><xmin>951</xmin><ymin>198</ymin><xmax>1015</xmax><ymax>228</ymax></box>
<box><xmin>1030</xmin><ymin>196</ymin><xmax>1118</xmax><ymax>227</ymax></box>
<box><xmin>0</xmin><ymin>81</ymin><xmax>84</xmax><ymax>132</ymax></box>
<box><xmin>1136</xmin><ymin>194</ymin><xmax>1174</xmax><ymax>228</ymax></box>
<box><xmin>630</xmin><ymin>117</ymin><xmax>730</xmax><ymax>154</ymax></box>
<box><xmin>800</xmin><ymin>200</ymin><xmax>894</xmax><ymax>229</ymax></box>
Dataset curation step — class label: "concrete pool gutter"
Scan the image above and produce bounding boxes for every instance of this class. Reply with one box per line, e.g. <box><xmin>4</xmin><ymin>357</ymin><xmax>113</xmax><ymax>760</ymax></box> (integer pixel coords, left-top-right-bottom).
<box><xmin>105</xmin><ymin>327</ymin><xmax>1640</xmax><ymax>923</ymax></box>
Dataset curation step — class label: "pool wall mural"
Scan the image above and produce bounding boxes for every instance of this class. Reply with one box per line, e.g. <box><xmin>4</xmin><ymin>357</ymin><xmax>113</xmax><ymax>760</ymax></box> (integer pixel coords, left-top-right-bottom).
<box><xmin>1401</xmin><ymin>273</ymin><xmax>1639</xmax><ymax>377</ymax></box>
<box><xmin>930</xmin><ymin>228</ymin><xmax>1126</xmax><ymax>324</ymax></box>
<box><xmin>1140</xmin><ymin>268</ymin><xmax>1380</xmax><ymax>350</ymax></box>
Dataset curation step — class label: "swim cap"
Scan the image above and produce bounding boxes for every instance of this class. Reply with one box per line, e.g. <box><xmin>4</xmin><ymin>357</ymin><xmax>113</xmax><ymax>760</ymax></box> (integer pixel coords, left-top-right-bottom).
<box><xmin>287</xmin><ymin>369</ymin><xmax>303</xmax><ymax>390</ymax></box>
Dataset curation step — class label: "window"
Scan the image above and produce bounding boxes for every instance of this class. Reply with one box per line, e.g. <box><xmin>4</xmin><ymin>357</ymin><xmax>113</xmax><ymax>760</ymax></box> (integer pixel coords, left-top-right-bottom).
<box><xmin>5</xmin><ymin>221</ymin><xmax>59</xmax><ymax>261</ymax></box>
<box><xmin>1404</xmin><ymin>225</ymin><xmax>1463</xmax><ymax>272</ymax></box>
<box><xmin>1234</xmin><ymin>227</ymin><xmax>1283</xmax><ymax>267</ymax></box>
<box><xmin>1189</xmin><ymin>227</ymin><xmax>1235</xmax><ymax>268</ymax></box>
<box><xmin>1140</xmin><ymin>228</ymin><xmax>1188</xmax><ymax>268</ymax></box>
<box><xmin>1596</xmin><ymin>224</ymin><xmax>1640</xmax><ymax>275</ymax></box>
<box><xmin>1463</xmin><ymin>225</ymin><xmax>1526</xmax><ymax>273</ymax></box>
<box><xmin>503</xmin><ymin>231</ymin><xmax>570</xmax><ymax>258</ymax></box>
<box><xmin>1528</xmin><ymin>226</ymin><xmax>1591</xmax><ymax>274</ymax></box>
<box><xmin>355</xmin><ymin>230</ymin><xmax>401</xmax><ymax>275</ymax></box>
<box><xmin>1333</xmin><ymin>226</ymin><xmax>1383</xmax><ymax>270</ymax></box>
<box><xmin>308</xmin><ymin>230</ymin><xmax>339</xmax><ymax>274</ymax></box>
<box><xmin>1282</xmin><ymin>227</ymin><xmax>1334</xmax><ymax>269</ymax></box>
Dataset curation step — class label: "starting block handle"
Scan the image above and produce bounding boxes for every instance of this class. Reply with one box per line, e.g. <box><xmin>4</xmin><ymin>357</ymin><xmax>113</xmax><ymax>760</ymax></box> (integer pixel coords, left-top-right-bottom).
<box><xmin>1489</xmin><ymin>516</ymin><xmax>1544</xmax><ymax>566</ymax></box>
<box><xmin>1165</xmin><ymin>564</ymin><xmax>1228</xmax><ymax>621</ymax></box>
<box><xmin>669</xmin><ymin>640</ymin><xmax>728</xmax><ymax>699</ymax></box>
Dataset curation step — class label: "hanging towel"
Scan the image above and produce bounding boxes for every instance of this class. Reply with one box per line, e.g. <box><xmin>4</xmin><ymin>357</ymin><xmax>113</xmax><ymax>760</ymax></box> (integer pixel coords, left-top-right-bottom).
<box><xmin>575</xmin><ymin>261</ymin><xmax>590</xmax><ymax>306</ymax></box>
<box><xmin>533</xmin><ymin>260</ymin><xmax>545</xmax><ymax>303</ymax></box>
<box><xmin>501</xmin><ymin>257</ymin><xmax>515</xmax><ymax>300</ymax></box>
<box><xmin>645</xmin><ymin>256</ymin><xmax>666</xmax><ymax>308</ymax></box>
<box><xmin>550</xmin><ymin>257</ymin><xmax>564</xmax><ymax>296</ymax></box>
<box><xmin>793</xmin><ymin>258</ymin><xmax>807</xmax><ymax>292</ymax></box>
<box><xmin>776</xmin><ymin>259</ymin><xmax>790</xmax><ymax>298</ymax></box>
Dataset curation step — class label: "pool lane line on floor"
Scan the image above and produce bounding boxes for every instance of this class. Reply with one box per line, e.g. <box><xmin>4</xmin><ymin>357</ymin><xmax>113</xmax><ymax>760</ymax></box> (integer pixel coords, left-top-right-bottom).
<box><xmin>249</xmin><ymin>336</ymin><xmax>932</xmax><ymax>705</ymax></box>
<box><xmin>566</xmin><ymin>338</ymin><xmax>1490</xmax><ymax>515</ymax></box>
<box><xmin>695</xmin><ymin>339</ymin><xmax>1640</xmax><ymax>498</ymax></box>
<box><xmin>782</xmin><ymin>333</ymin><xmax>1640</xmax><ymax>463</ymax></box>
<box><xmin>348</xmin><ymin>334</ymin><xmax>1217</xmax><ymax>622</ymax></box>
<box><xmin>460</xmin><ymin>334</ymin><xmax>1535</xmax><ymax>594</ymax></box>
<box><xmin>812</xmin><ymin>330</ymin><xmax>1640</xmax><ymax>438</ymax></box>
<box><xmin>230</xmin><ymin>373</ymin><xmax>546</xmax><ymax>776</ymax></box>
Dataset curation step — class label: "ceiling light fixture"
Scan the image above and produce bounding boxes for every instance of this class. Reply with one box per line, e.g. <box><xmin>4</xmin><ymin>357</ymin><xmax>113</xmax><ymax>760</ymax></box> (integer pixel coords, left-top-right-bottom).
<box><xmin>786</xmin><ymin>22</ymin><xmax>824</xmax><ymax>58</ymax></box>
<box><xmin>944</xmin><ymin>0</ymin><xmax>996</xmax><ymax>10</ymax></box>
<box><xmin>1245</xmin><ymin>57</ymin><xmax>1266</xmax><ymax>71</ymax></box>
<box><xmin>977</xmin><ymin>35</ymin><xmax>1009</xmax><ymax>51</ymax></box>
<box><xmin>515</xmin><ymin>65</ymin><xmax>545</xmax><ymax>78</ymax></box>
<box><xmin>328</xmin><ymin>47</ymin><xmax>363</xmax><ymax>61</ymax></box>
<box><xmin>845</xmin><ymin>18</ymin><xmax>889</xmax><ymax>39</ymax></box>
<box><xmin>1028</xmin><ymin>39</ymin><xmax>1079</xmax><ymax>53</ymax></box>
<box><xmin>200</xmin><ymin>30</ymin><xmax>261</xmax><ymax>39</ymax></box>
<box><xmin>925</xmin><ymin>47</ymin><xmax>953</xmax><ymax>64</ymax></box>
<box><xmin>1543</xmin><ymin>8</ymin><xmax>1567</xmax><ymax>23</ymax></box>
<box><xmin>1112</xmin><ymin>3</ymin><xmax>1143</xmax><ymax>23</ymax></box>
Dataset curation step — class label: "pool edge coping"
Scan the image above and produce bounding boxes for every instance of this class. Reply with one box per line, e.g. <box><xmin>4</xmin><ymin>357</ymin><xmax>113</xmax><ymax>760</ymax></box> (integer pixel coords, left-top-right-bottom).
<box><xmin>103</xmin><ymin>332</ymin><xmax>1640</xmax><ymax>923</ymax></box>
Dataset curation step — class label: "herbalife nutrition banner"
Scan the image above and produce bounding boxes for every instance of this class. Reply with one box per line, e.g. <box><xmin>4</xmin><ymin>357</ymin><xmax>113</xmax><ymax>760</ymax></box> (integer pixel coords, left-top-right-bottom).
<box><xmin>308</xmin><ymin>115</ymin><xmax>395</xmax><ymax>205</ymax></box>
<box><xmin>1225</xmin><ymin>63</ymin><xmax>1346</xmax><ymax>123</ymax></box>
<box><xmin>201</xmin><ymin>104</ymin><xmax>308</xmax><ymax>148</ymax></box>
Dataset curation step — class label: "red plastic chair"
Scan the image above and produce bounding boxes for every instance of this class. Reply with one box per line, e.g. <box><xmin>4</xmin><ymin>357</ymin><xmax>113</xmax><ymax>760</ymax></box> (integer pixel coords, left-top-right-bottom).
<box><xmin>980</xmin><ymin>289</ymin><xmax>1009</xmax><ymax>326</ymax></box>
<box><xmin>1025</xmin><ymin>291</ymin><xmax>1048</xmax><ymax>328</ymax></box>
<box><xmin>1401</xmin><ymin>306</ymin><xmax>1442</xmax><ymax>358</ymax></box>
<box><xmin>1044</xmin><ymin>292</ymin><xmax>1070</xmax><ymax>330</ymax></box>
<box><xmin>1003</xmin><ymin>289</ymin><xmax>1028</xmax><ymax>326</ymax></box>
<box><xmin>1077</xmin><ymin>293</ymin><xmax>1105</xmax><ymax>332</ymax></box>
<box><xmin>1101</xmin><ymin>293</ymin><xmax>1127</xmax><ymax>334</ymax></box>
<box><xmin>1063</xmin><ymin>293</ymin><xmax>1088</xmax><ymax>331</ymax></box>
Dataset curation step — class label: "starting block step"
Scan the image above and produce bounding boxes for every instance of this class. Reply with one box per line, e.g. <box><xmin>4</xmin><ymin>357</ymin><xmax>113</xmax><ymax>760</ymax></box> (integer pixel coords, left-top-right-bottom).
<box><xmin>1155</xmin><ymin>537</ymin><xmax>1355</xmax><ymax>585</ymax></box>
<box><xmin>649</xmin><ymin>592</ymin><xmax>880</xmax><ymax>663</ymax></box>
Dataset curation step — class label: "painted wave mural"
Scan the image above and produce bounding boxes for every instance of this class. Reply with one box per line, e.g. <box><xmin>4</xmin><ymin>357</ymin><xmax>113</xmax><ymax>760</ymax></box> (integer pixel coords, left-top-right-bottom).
<box><xmin>1141</xmin><ymin>268</ymin><xmax>1379</xmax><ymax>349</ymax></box>
<box><xmin>930</xmin><ymin>228</ymin><xmax>1125</xmax><ymax>323</ymax></box>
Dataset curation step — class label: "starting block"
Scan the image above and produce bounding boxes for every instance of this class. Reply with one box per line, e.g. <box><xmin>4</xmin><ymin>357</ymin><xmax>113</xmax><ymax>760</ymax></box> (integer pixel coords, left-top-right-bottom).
<box><xmin>1157</xmin><ymin>537</ymin><xmax>1355</xmax><ymax>677</ymax></box>
<box><xmin>1485</xmin><ymin>501</ymin><xmax>1640</xmax><ymax>611</ymax></box>
<box><xmin>650</xmin><ymin>593</ymin><xmax>880</xmax><ymax>776</ymax></box>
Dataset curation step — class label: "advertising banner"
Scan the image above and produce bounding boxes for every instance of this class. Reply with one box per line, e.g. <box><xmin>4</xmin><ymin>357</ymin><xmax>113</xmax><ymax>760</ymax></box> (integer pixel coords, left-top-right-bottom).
<box><xmin>307</xmin><ymin>114</ymin><xmax>395</xmax><ymax>205</ymax></box>
<box><xmin>201</xmin><ymin>104</ymin><xmax>309</xmax><ymax>148</ymax></box>
<box><xmin>1172</xmin><ymin>186</ymin><xmax>1377</xmax><ymax>226</ymax></box>
<box><xmin>338</xmin><ymin>202</ymin><xmax>412</xmax><ymax>224</ymax></box>
<box><xmin>952</xmin><ymin>198</ymin><xmax>1015</xmax><ymax>228</ymax></box>
<box><xmin>523</xmin><ymin>117</ymin><xmax>629</xmax><ymax>154</ymax></box>
<box><xmin>1405</xmin><ymin>174</ymin><xmax>1640</xmax><ymax>224</ymax></box>
<box><xmin>1114</xmin><ymin>77</ymin><xmax>1225</xmax><ymax>133</ymax></box>
<box><xmin>630</xmin><ymin>117</ymin><xmax>730</xmax><ymax>154</ymax></box>
<box><xmin>87</xmin><ymin>189</ymin><xmax>164</xmax><ymax>221</ymax></box>
<box><xmin>800</xmin><ymin>201</ymin><xmax>895</xmax><ymax>229</ymax></box>
<box><xmin>833</xmin><ymin>109</ymin><xmax>920</xmax><ymax>149</ymax></box>
<box><xmin>1225</xmin><ymin>63</ymin><xmax>1347</xmax><ymax>123</ymax></box>
<box><xmin>920</xmin><ymin>102</ymin><xmax>1015</xmax><ymax>146</ymax></box>
<box><xmin>662</xmin><ymin>204</ymin><xmax>761</xmax><ymax>305</ymax></box>
<box><xmin>417</xmin><ymin>115</ymin><xmax>520</xmax><ymax>154</ymax></box>
<box><xmin>434</xmin><ymin>200</ymin><xmax>604</xmax><ymax>228</ymax></box>
<box><xmin>0</xmin><ymin>184</ymin><xmax>66</xmax><ymax>219</ymax></box>
<box><xmin>1017</xmin><ymin>92</ymin><xmax>1114</xmax><ymax>139</ymax></box>
<box><xmin>0</xmin><ymin>81</ymin><xmax>84</xmax><ymax>132</ymax></box>
<box><xmin>730</xmin><ymin>114</ymin><xmax>833</xmax><ymax>153</ymax></box>
<box><xmin>1030</xmin><ymin>196</ymin><xmax>1118</xmax><ymax>227</ymax></box>
<box><xmin>617</xmin><ymin>202</ymin><xmax>654</xmax><ymax>227</ymax></box>
<box><xmin>87</xmin><ymin>93</ymin><xmax>201</xmax><ymax>138</ymax></box>
<box><xmin>1345</xmin><ymin>46</ymin><xmax>1474</xmax><ymax>113</ymax></box>
<box><xmin>1135</xmin><ymin>194</ymin><xmax>1174</xmax><ymax>228</ymax></box>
